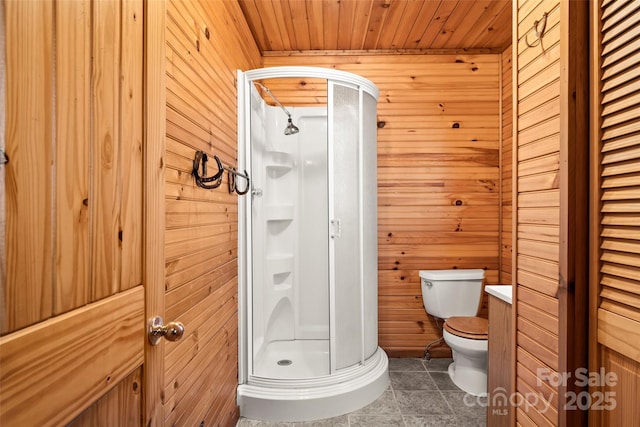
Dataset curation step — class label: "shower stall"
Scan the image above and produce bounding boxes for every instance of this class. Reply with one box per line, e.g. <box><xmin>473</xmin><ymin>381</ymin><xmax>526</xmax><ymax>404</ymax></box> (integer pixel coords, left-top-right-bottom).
<box><xmin>236</xmin><ymin>67</ymin><xmax>388</xmax><ymax>421</ymax></box>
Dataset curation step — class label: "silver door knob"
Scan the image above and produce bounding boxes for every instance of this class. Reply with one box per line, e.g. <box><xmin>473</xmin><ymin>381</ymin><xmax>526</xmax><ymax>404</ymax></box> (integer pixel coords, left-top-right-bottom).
<box><xmin>148</xmin><ymin>316</ymin><xmax>185</xmax><ymax>345</ymax></box>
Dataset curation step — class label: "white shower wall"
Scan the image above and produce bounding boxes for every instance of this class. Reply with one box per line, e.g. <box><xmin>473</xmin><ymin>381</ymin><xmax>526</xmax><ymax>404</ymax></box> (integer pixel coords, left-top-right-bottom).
<box><xmin>294</xmin><ymin>111</ymin><xmax>329</xmax><ymax>340</ymax></box>
<box><xmin>250</xmin><ymin>91</ymin><xmax>329</xmax><ymax>373</ymax></box>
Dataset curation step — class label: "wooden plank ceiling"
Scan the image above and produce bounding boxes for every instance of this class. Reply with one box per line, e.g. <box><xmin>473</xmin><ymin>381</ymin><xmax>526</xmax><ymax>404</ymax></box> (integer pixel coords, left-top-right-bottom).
<box><xmin>238</xmin><ymin>0</ymin><xmax>512</xmax><ymax>53</ymax></box>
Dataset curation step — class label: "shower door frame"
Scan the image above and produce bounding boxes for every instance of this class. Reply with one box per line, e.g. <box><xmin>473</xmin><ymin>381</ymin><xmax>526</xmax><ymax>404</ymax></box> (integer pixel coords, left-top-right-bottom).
<box><xmin>237</xmin><ymin>67</ymin><xmax>379</xmax><ymax>386</ymax></box>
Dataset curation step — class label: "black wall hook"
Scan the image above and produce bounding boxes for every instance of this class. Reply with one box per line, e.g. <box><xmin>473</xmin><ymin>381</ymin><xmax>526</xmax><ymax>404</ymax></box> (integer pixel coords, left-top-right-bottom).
<box><xmin>192</xmin><ymin>150</ymin><xmax>251</xmax><ymax>195</ymax></box>
<box><xmin>225</xmin><ymin>166</ymin><xmax>250</xmax><ymax>195</ymax></box>
<box><xmin>192</xmin><ymin>150</ymin><xmax>223</xmax><ymax>189</ymax></box>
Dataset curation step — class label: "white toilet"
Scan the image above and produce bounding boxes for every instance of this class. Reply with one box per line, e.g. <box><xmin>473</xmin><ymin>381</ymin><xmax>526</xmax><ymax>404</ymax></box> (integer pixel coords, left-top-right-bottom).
<box><xmin>419</xmin><ymin>269</ymin><xmax>488</xmax><ymax>396</ymax></box>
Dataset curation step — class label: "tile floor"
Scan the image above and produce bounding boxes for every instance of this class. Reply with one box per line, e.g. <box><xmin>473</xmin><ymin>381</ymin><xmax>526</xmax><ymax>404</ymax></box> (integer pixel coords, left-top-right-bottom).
<box><xmin>236</xmin><ymin>358</ymin><xmax>487</xmax><ymax>427</ymax></box>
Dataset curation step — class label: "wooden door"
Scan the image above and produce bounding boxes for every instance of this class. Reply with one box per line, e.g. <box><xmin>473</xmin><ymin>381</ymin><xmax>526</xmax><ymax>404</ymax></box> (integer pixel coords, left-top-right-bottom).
<box><xmin>0</xmin><ymin>1</ymin><xmax>149</xmax><ymax>425</ymax></box>
<box><xmin>590</xmin><ymin>0</ymin><xmax>640</xmax><ymax>425</ymax></box>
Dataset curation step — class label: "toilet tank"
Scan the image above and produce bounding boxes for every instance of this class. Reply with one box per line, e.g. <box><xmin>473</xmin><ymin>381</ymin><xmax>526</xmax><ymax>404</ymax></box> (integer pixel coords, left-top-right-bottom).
<box><xmin>419</xmin><ymin>269</ymin><xmax>485</xmax><ymax>319</ymax></box>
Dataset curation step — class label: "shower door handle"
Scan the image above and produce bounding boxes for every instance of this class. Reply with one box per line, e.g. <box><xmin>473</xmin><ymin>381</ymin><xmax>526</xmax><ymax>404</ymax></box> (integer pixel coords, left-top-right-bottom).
<box><xmin>330</xmin><ymin>219</ymin><xmax>341</xmax><ymax>238</ymax></box>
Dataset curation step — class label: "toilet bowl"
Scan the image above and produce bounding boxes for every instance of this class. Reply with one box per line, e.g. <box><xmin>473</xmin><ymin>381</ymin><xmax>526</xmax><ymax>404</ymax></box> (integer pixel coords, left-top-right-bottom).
<box><xmin>419</xmin><ymin>269</ymin><xmax>488</xmax><ymax>396</ymax></box>
<box><xmin>443</xmin><ymin>316</ymin><xmax>488</xmax><ymax>396</ymax></box>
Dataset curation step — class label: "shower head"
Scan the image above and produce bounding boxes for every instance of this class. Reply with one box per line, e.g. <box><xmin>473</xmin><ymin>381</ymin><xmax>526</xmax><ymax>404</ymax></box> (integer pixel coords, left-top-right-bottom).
<box><xmin>284</xmin><ymin>116</ymin><xmax>299</xmax><ymax>135</ymax></box>
<box><xmin>254</xmin><ymin>81</ymin><xmax>299</xmax><ymax>136</ymax></box>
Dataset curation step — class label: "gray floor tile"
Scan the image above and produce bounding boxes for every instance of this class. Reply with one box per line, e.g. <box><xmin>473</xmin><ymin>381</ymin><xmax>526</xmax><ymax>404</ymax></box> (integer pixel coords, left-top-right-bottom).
<box><xmin>237</xmin><ymin>418</ymin><xmax>294</xmax><ymax>427</ymax></box>
<box><xmin>388</xmin><ymin>357</ymin><xmax>426</xmax><ymax>372</ymax></box>
<box><xmin>390</xmin><ymin>371</ymin><xmax>438</xmax><ymax>391</ymax></box>
<box><xmin>394</xmin><ymin>390</ymin><xmax>454</xmax><ymax>416</ymax></box>
<box><xmin>350</xmin><ymin>390</ymin><xmax>401</xmax><ymax>416</ymax></box>
<box><xmin>349</xmin><ymin>414</ymin><xmax>405</xmax><ymax>427</ymax></box>
<box><xmin>456</xmin><ymin>415</ymin><xmax>487</xmax><ymax>427</ymax></box>
<box><xmin>429</xmin><ymin>371</ymin><xmax>460</xmax><ymax>391</ymax></box>
<box><xmin>403</xmin><ymin>415</ymin><xmax>461</xmax><ymax>427</ymax></box>
<box><xmin>293</xmin><ymin>415</ymin><xmax>349</xmax><ymax>426</ymax></box>
<box><xmin>422</xmin><ymin>358</ymin><xmax>453</xmax><ymax>372</ymax></box>
<box><xmin>440</xmin><ymin>391</ymin><xmax>487</xmax><ymax>418</ymax></box>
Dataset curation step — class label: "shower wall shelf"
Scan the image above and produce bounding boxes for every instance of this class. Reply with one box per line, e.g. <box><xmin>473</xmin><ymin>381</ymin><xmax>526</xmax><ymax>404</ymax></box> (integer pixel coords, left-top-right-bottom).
<box><xmin>265</xmin><ymin>204</ymin><xmax>294</xmax><ymax>221</ymax></box>
<box><xmin>265</xmin><ymin>151</ymin><xmax>294</xmax><ymax>177</ymax></box>
<box><xmin>266</xmin><ymin>151</ymin><xmax>293</xmax><ymax>164</ymax></box>
<box><xmin>266</xmin><ymin>164</ymin><xmax>293</xmax><ymax>177</ymax></box>
<box><xmin>273</xmin><ymin>270</ymin><xmax>292</xmax><ymax>288</ymax></box>
<box><xmin>266</xmin><ymin>255</ymin><xmax>294</xmax><ymax>276</ymax></box>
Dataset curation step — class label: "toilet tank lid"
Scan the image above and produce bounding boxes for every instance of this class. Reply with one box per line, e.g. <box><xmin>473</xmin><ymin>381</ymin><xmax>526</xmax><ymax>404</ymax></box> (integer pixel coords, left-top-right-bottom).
<box><xmin>419</xmin><ymin>269</ymin><xmax>485</xmax><ymax>280</ymax></box>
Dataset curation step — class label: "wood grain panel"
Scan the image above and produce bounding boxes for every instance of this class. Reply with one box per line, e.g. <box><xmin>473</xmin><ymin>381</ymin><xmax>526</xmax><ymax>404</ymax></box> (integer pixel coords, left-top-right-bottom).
<box><xmin>163</xmin><ymin>0</ymin><xmax>260</xmax><ymax>424</ymax></box>
<box><xmin>515</xmin><ymin>0</ymin><xmax>563</xmax><ymax>424</ymax></box>
<box><xmin>515</xmin><ymin>377</ymin><xmax>557</xmax><ymax>426</ymax></box>
<box><xmin>487</xmin><ymin>295</ymin><xmax>512</xmax><ymax>426</ymax></box>
<box><xmin>518</xmin><ymin>269</ymin><xmax>559</xmax><ymax>298</ymax></box>
<box><xmin>68</xmin><ymin>367</ymin><xmax>142</xmax><ymax>427</ymax></box>
<box><xmin>518</xmin><ymin>302</ymin><xmax>558</xmax><ymax>336</ymax></box>
<box><xmin>516</xmin><ymin>362</ymin><xmax>558</xmax><ymax>409</ymax></box>
<box><xmin>264</xmin><ymin>53</ymin><xmax>501</xmax><ymax>356</ymax></box>
<box><xmin>599</xmin><ymin>347</ymin><xmax>640</xmax><ymax>426</ymax></box>
<box><xmin>0</xmin><ymin>287</ymin><xmax>144</xmax><ymax>426</ymax></box>
<box><xmin>518</xmin><ymin>316</ymin><xmax>558</xmax><ymax>356</ymax></box>
<box><xmin>3</xmin><ymin>1</ymin><xmax>147</xmax><ymax>424</ymax></box>
<box><xmin>501</xmin><ymin>46</ymin><xmax>513</xmax><ymax>284</ymax></box>
<box><xmin>54</xmin><ymin>0</ymin><xmax>91</xmax><ymax>315</ymax></box>
<box><xmin>3</xmin><ymin>0</ymin><xmax>53</xmax><ymax>333</ymax></box>
<box><xmin>91</xmin><ymin>0</ymin><xmax>122</xmax><ymax>301</ymax></box>
<box><xmin>519</xmin><ymin>286</ymin><xmax>558</xmax><ymax>315</ymax></box>
<box><xmin>120</xmin><ymin>0</ymin><xmax>144</xmax><ymax>293</ymax></box>
<box><xmin>239</xmin><ymin>0</ymin><xmax>512</xmax><ymax>53</ymax></box>
<box><xmin>598</xmin><ymin>309</ymin><xmax>640</xmax><ymax>362</ymax></box>
<box><xmin>516</xmin><ymin>346</ymin><xmax>558</xmax><ymax>396</ymax></box>
<box><xmin>591</xmin><ymin>0</ymin><xmax>640</xmax><ymax>425</ymax></box>
<box><xmin>144</xmin><ymin>1</ymin><xmax>167</xmax><ymax>424</ymax></box>
<box><xmin>164</xmin><ymin>292</ymin><xmax>236</xmax><ymax>410</ymax></box>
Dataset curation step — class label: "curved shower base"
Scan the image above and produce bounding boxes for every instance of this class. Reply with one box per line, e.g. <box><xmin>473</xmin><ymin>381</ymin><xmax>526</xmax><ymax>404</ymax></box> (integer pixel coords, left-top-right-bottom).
<box><xmin>238</xmin><ymin>347</ymin><xmax>388</xmax><ymax>422</ymax></box>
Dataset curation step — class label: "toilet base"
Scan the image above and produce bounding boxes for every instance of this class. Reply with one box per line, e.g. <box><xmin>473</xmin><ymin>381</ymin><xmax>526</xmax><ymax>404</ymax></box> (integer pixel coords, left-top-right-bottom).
<box><xmin>448</xmin><ymin>358</ymin><xmax>487</xmax><ymax>397</ymax></box>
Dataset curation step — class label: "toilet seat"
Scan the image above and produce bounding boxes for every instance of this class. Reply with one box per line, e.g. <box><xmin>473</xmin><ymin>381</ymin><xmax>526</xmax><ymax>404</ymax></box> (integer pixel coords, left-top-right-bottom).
<box><xmin>444</xmin><ymin>317</ymin><xmax>488</xmax><ymax>340</ymax></box>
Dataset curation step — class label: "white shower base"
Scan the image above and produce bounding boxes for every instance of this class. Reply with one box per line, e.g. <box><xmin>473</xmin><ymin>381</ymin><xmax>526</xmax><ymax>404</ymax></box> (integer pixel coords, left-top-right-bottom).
<box><xmin>254</xmin><ymin>339</ymin><xmax>330</xmax><ymax>379</ymax></box>
<box><xmin>238</xmin><ymin>346</ymin><xmax>389</xmax><ymax>422</ymax></box>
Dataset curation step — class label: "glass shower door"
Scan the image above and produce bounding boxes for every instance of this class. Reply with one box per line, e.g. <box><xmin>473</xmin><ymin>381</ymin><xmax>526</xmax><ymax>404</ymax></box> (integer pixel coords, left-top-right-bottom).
<box><xmin>329</xmin><ymin>81</ymin><xmax>363</xmax><ymax>371</ymax></box>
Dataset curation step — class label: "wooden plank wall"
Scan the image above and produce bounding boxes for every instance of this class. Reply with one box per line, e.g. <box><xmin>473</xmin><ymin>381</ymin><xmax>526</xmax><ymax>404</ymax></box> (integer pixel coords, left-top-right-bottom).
<box><xmin>163</xmin><ymin>0</ymin><xmax>260</xmax><ymax>425</ymax></box>
<box><xmin>501</xmin><ymin>46</ymin><xmax>513</xmax><ymax>285</ymax></box>
<box><xmin>263</xmin><ymin>53</ymin><xmax>501</xmax><ymax>357</ymax></box>
<box><xmin>514</xmin><ymin>0</ymin><xmax>562</xmax><ymax>425</ymax></box>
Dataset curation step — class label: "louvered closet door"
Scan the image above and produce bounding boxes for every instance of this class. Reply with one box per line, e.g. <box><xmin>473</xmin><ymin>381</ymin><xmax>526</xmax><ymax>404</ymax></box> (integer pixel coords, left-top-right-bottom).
<box><xmin>591</xmin><ymin>0</ymin><xmax>640</xmax><ymax>425</ymax></box>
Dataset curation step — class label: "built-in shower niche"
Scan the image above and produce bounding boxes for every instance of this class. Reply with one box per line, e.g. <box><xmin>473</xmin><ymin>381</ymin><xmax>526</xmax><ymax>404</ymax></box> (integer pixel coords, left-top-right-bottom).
<box><xmin>266</xmin><ymin>255</ymin><xmax>293</xmax><ymax>290</ymax></box>
<box><xmin>273</xmin><ymin>271</ymin><xmax>291</xmax><ymax>288</ymax></box>
<box><xmin>265</xmin><ymin>151</ymin><xmax>293</xmax><ymax>178</ymax></box>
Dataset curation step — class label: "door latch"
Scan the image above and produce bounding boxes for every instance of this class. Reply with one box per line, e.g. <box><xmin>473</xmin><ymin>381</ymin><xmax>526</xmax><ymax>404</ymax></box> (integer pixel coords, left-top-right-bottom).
<box><xmin>330</xmin><ymin>219</ymin><xmax>341</xmax><ymax>238</ymax></box>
